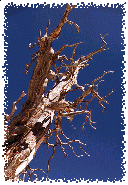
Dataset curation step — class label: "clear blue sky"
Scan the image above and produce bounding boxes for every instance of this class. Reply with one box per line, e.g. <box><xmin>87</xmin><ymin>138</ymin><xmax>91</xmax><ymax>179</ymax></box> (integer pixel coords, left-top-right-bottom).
<box><xmin>4</xmin><ymin>3</ymin><xmax>125</xmax><ymax>182</ymax></box>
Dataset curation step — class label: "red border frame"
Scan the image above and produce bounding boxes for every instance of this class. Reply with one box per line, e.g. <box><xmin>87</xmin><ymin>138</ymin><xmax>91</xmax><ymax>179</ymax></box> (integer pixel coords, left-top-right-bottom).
<box><xmin>0</xmin><ymin>0</ymin><xmax>128</xmax><ymax>184</ymax></box>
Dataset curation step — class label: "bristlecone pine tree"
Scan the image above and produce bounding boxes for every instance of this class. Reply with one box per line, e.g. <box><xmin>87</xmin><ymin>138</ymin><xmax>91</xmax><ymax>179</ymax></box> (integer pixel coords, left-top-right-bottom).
<box><xmin>4</xmin><ymin>4</ymin><xmax>114</xmax><ymax>181</ymax></box>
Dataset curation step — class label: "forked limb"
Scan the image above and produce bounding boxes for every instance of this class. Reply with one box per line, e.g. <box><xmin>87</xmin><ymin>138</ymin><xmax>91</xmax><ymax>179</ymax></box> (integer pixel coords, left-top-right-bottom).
<box><xmin>90</xmin><ymin>71</ymin><xmax>114</xmax><ymax>112</ymax></box>
<box><xmin>21</xmin><ymin>165</ymin><xmax>45</xmax><ymax>181</ymax></box>
<box><xmin>78</xmin><ymin>34</ymin><xmax>109</xmax><ymax>62</ymax></box>
<box><xmin>44</xmin><ymin>113</ymin><xmax>90</xmax><ymax>179</ymax></box>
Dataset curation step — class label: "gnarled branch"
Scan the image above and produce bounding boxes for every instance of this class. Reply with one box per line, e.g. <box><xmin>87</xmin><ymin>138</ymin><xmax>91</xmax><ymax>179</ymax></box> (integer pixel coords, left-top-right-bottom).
<box><xmin>4</xmin><ymin>4</ymin><xmax>114</xmax><ymax>182</ymax></box>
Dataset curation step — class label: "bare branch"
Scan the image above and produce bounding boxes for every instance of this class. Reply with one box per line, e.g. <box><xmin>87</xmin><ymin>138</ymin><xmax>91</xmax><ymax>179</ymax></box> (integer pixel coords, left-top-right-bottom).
<box><xmin>48</xmin><ymin>4</ymin><xmax>77</xmax><ymax>40</ymax></box>
<box><xmin>59</xmin><ymin>135</ymin><xmax>89</xmax><ymax>157</ymax></box>
<box><xmin>24</xmin><ymin>55</ymin><xmax>37</xmax><ymax>74</ymax></box>
<box><xmin>47</xmin><ymin>145</ymin><xmax>55</xmax><ymax>179</ymax></box>
<box><xmin>38</xmin><ymin>28</ymin><xmax>41</xmax><ymax>39</ymax></box>
<box><xmin>97</xmin><ymin>89</ymin><xmax>114</xmax><ymax>113</ymax></box>
<box><xmin>4</xmin><ymin>4</ymin><xmax>114</xmax><ymax>181</ymax></box>
<box><xmin>29</xmin><ymin>42</ymin><xmax>39</xmax><ymax>49</ymax></box>
<box><xmin>71</xmin><ymin>71</ymin><xmax>114</xmax><ymax>111</ymax></box>
<box><xmin>78</xmin><ymin>34</ymin><xmax>109</xmax><ymax>62</ymax></box>
<box><xmin>82</xmin><ymin>110</ymin><xmax>97</xmax><ymax>131</ymax></box>
<box><xmin>91</xmin><ymin>70</ymin><xmax>114</xmax><ymax>84</ymax></box>
<box><xmin>43</xmin><ymin>113</ymin><xmax>89</xmax><ymax>179</ymax></box>
<box><xmin>54</xmin><ymin>42</ymin><xmax>83</xmax><ymax>60</ymax></box>
<box><xmin>21</xmin><ymin>165</ymin><xmax>45</xmax><ymax>181</ymax></box>
<box><xmin>5</xmin><ymin>91</ymin><xmax>26</xmax><ymax>122</ymax></box>
<box><xmin>66</xmin><ymin>20</ymin><xmax>79</xmax><ymax>33</ymax></box>
<box><xmin>45</xmin><ymin>19</ymin><xmax>50</xmax><ymax>37</ymax></box>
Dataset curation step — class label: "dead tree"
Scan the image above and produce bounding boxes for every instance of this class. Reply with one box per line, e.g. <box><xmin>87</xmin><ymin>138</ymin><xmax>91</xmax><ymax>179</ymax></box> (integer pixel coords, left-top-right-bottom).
<box><xmin>4</xmin><ymin>4</ymin><xmax>114</xmax><ymax>181</ymax></box>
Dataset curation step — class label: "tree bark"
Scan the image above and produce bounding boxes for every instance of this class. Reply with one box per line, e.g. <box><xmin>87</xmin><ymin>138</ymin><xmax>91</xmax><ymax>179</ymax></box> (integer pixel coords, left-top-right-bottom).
<box><xmin>4</xmin><ymin>4</ymin><xmax>114</xmax><ymax>181</ymax></box>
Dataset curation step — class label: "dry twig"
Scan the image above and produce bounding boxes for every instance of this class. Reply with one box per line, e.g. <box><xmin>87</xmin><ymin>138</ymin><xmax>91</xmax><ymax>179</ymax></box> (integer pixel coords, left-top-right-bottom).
<box><xmin>4</xmin><ymin>4</ymin><xmax>114</xmax><ymax>181</ymax></box>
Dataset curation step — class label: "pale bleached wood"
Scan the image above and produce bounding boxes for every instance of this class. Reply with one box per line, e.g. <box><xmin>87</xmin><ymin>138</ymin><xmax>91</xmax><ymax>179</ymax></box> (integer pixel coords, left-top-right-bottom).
<box><xmin>4</xmin><ymin>4</ymin><xmax>114</xmax><ymax>181</ymax></box>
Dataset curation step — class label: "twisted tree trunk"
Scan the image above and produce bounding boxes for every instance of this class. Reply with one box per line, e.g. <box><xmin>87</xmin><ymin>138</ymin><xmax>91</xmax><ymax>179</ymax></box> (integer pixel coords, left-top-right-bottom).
<box><xmin>4</xmin><ymin>4</ymin><xmax>114</xmax><ymax>181</ymax></box>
